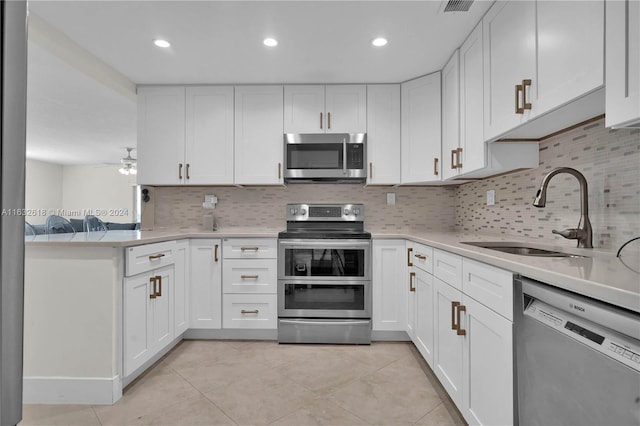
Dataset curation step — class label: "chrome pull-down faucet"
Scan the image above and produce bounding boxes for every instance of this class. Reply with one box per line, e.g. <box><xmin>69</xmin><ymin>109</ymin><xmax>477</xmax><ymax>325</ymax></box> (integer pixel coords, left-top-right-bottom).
<box><xmin>533</xmin><ymin>167</ymin><xmax>593</xmax><ymax>248</ymax></box>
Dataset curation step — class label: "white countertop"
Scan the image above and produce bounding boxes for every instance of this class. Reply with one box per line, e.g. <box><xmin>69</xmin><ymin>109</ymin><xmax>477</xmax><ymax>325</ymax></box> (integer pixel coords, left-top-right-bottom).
<box><xmin>25</xmin><ymin>228</ymin><xmax>640</xmax><ymax>313</ymax></box>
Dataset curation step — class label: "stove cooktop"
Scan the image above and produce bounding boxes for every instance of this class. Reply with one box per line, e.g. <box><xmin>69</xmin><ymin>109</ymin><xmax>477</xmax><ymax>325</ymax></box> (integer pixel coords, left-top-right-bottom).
<box><xmin>277</xmin><ymin>229</ymin><xmax>372</xmax><ymax>240</ymax></box>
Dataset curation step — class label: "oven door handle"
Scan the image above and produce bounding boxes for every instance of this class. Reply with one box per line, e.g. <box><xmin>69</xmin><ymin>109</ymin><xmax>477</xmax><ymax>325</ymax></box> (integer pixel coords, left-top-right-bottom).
<box><xmin>278</xmin><ymin>240</ymin><xmax>371</xmax><ymax>249</ymax></box>
<box><xmin>279</xmin><ymin>319</ymin><xmax>371</xmax><ymax>326</ymax></box>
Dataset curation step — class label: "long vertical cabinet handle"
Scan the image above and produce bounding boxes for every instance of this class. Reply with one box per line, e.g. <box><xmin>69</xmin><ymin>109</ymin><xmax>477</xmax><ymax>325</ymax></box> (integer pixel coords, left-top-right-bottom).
<box><xmin>456</xmin><ymin>304</ymin><xmax>467</xmax><ymax>336</ymax></box>
<box><xmin>186</xmin><ymin>163</ymin><xmax>190</xmax><ymax>180</ymax></box>
<box><xmin>515</xmin><ymin>84</ymin><xmax>524</xmax><ymax>114</ymax></box>
<box><xmin>327</xmin><ymin>112</ymin><xmax>331</xmax><ymax>129</ymax></box>
<box><xmin>409</xmin><ymin>272</ymin><xmax>416</xmax><ymax>292</ymax></box>
<box><xmin>214</xmin><ymin>244</ymin><xmax>219</xmax><ymax>262</ymax></box>
<box><xmin>369</xmin><ymin>162</ymin><xmax>373</xmax><ymax>179</ymax></box>
<box><xmin>451</xmin><ymin>150</ymin><xmax>457</xmax><ymax>169</ymax></box>
<box><xmin>178</xmin><ymin>163</ymin><xmax>183</xmax><ymax>180</ymax></box>
<box><xmin>434</xmin><ymin>158</ymin><xmax>439</xmax><ymax>176</ymax></box>
<box><xmin>522</xmin><ymin>79</ymin><xmax>532</xmax><ymax>111</ymax></box>
<box><xmin>149</xmin><ymin>277</ymin><xmax>157</xmax><ymax>299</ymax></box>
<box><xmin>451</xmin><ymin>301</ymin><xmax>460</xmax><ymax>330</ymax></box>
<box><xmin>155</xmin><ymin>275</ymin><xmax>162</xmax><ymax>297</ymax></box>
<box><xmin>407</xmin><ymin>247</ymin><xmax>413</xmax><ymax>267</ymax></box>
<box><xmin>278</xmin><ymin>163</ymin><xmax>282</xmax><ymax>179</ymax></box>
<box><xmin>320</xmin><ymin>112</ymin><xmax>323</xmax><ymax>129</ymax></box>
<box><xmin>456</xmin><ymin>148</ymin><xmax>463</xmax><ymax>169</ymax></box>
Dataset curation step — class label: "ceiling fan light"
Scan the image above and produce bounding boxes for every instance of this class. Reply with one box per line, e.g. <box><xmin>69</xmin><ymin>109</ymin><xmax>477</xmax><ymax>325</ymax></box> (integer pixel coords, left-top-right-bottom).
<box><xmin>153</xmin><ymin>39</ymin><xmax>171</xmax><ymax>48</ymax></box>
<box><xmin>371</xmin><ymin>37</ymin><xmax>388</xmax><ymax>47</ymax></box>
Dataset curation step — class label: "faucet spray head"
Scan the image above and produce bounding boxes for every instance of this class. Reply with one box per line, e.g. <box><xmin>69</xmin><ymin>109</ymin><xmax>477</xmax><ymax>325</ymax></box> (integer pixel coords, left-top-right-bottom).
<box><xmin>533</xmin><ymin>188</ymin><xmax>546</xmax><ymax>207</ymax></box>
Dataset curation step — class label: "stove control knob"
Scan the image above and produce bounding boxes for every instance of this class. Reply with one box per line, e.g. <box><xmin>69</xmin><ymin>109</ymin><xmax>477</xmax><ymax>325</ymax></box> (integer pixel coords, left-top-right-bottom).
<box><xmin>344</xmin><ymin>208</ymin><xmax>351</xmax><ymax>215</ymax></box>
<box><xmin>290</xmin><ymin>208</ymin><xmax>298</xmax><ymax>216</ymax></box>
<box><xmin>354</xmin><ymin>208</ymin><xmax>360</xmax><ymax>216</ymax></box>
<box><xmin>300</xmin><ymin>208</ymin><xmax>307</xmax><ymax>215</ymax></box>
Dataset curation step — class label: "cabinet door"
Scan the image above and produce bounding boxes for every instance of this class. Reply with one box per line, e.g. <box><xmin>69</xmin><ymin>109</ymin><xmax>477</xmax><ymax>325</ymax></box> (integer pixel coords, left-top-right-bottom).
<box><xmin>325</xmin><ymin>85</ymin><xmax>367</xmax><ymax>133</ymax></box>
<box><xmin>123</xmin><ymin>273</ymin><xmax>152</xmax><ymax>377</ymax></box>
<box><xmin>185</xmin><ymin>86</ymin><xmax>234</xmax><ymax>184</ymax></box>
<box><xmin>536</xmin><ymin>0</ymin><xmax>604</xmax><ymax>116</ymax></box>
<box><xmin>372</xmin><ymin>240</ymin><xmax>406</xmax><ymax>332</ymax></box>
<box><xmin>433</xmin><ymin>278</ymin><xmax>464</xmax><ymax>408</ymax></box>
<box><xmin>606</xmin><ymin>0</ymin><xmax>640</xmax><ymax>128</ymax></box>
<box><xmin>442</xmin><ymin>51</ymin><xmax>461</xmax><ymax>181</ymax></box>
<box><xmin>483</xmin><ymin>1</ymin><xmax>536</xmax><ymax>141</ymax></box>
<box><xmin>150</xmin><ymin>266</ymin><xmax>174</xmax><ymax>353</ymax></box>
<box><xmin>173</xmin><ymin>240</ymin><xmax>189</xmax><ymax>336</ymax></box>
<box><xmin>405</xmin><ymin>242</ymin><xmax>416</xmax><ymax>339</ymax></box>
<box><xmin>190</xmin><ymin>239</ymin><xmax>222</xmax><ymax>329</ymax></box>
<box><xmin>137</xmin><ymin>86</ymin><xmax>185</xmax><ymax>185</ymax></box>
<box><xmin>401</xmin><ymin>72</ymin><xmax>442</xmax><ymax>183</ymax></box>
<box><xmin>234</xmin><ymin>86</ymin><xmax>284</xmax><ymax>185</ymax></box>
<box><xmin>283</xmin><ymin>85</ymin><xmax>326</xmax><ymax>133</ymax></box>
<box><xmin>462</xmin><ymin>295</ymin><xmax>513</xmax><ymax>426</ymax></box>
<box><xmin>366</xmin><ymin>85</ymin><xmax>401</xmax><ymax>185</ymax></box>
<box><xmin>414</xmin><ymin>268</ymin><xmax>435</xmax><ymax>367</ymax></box>
<box><xmin>459</xmin><ymin>21</ymin><xmax>486</xmax><ymax>177</ymax></box>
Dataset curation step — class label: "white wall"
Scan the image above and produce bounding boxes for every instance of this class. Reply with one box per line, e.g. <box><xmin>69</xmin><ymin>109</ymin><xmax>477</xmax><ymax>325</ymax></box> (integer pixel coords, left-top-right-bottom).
<box><xmin>62</xmin><ymin>164</ymin><xmax>136</xmax><ymax>222</ymax></box>
<box><xmin>25</xmin><ymin>159</ymin><xmax>63</xmax><ymax>223</ymax></box>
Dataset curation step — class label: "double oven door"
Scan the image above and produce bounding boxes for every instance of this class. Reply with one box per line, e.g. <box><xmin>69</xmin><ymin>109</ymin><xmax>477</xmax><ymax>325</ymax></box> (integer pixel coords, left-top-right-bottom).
<box><xmin>278</xmin><ymin>239</ymin><xmax>371</xmax><ymax>319</ymax></box>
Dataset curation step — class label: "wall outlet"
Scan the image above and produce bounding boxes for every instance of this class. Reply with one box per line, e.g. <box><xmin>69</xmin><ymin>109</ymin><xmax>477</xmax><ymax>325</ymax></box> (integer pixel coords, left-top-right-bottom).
<box><xmin>487</xmin><ymin>190</ymin><xmax>496</xmax><ymax>206</ymax></box>
<box><xmin>387</xmin><ymin>193</ymin><xmax>396</xmax><ymax>206</ymax></box>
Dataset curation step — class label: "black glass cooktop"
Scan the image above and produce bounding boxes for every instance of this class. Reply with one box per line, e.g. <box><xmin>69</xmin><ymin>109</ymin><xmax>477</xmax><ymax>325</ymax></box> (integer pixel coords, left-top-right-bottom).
<box><xmin>278</xmin><ymin>229</ymin><xmax>371</xmax><ymax>240</ymax></box>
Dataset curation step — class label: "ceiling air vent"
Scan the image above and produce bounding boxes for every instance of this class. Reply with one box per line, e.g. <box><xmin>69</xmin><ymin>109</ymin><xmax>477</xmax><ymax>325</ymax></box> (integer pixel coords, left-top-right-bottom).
<box><xmin>443</xmin><ymin>0</ymin><xmax>474</xmax><ymax>12</ymax></box>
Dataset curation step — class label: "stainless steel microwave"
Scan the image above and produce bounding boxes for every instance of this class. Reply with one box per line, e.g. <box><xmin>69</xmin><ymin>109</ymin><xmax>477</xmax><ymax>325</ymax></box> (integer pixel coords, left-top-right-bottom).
<box><xmin>283</xmin><ymin>133</ymin><xmax>367</xmax><ymax>183</ymax></box>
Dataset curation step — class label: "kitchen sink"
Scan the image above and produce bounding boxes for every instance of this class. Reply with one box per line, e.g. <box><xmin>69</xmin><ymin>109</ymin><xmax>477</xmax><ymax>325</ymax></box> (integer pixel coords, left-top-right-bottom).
<box><xmin>461</xmin><ymin>242</ymin><xmax>586</xmax><ymax>258</ymax></box>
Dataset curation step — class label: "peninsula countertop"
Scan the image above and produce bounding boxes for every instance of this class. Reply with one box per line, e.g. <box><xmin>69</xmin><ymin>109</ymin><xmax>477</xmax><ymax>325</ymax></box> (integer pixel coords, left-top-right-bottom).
<box><xmin>25</xmin><ymin>228</ymin><xmax>640</xmax><ymax>313</ymax></box>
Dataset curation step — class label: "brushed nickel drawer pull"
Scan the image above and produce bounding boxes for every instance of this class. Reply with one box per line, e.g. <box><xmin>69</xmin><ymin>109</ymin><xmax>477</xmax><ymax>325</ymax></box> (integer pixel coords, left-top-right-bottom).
<box><xmin>409</xmin><ymin>272</ymin><xmax>416</xmax><ymax>292</ymax></box>
<box><xmin>241</xmin><ymin>274</ymin><xmax>259</xmax><ymax>279</ymax></box>
<box><xmin>451</xmin><ymin>149</ymin><xmax>457</xmax><ymax>169</ymax></box>
<box><xmin>278</xmin><ymin>162</ymin><xmax>282</xmax><ymax>179</ymax></box>
<box><xmin>456</xmin><ymin>304</ymin><xmax>467</xmax><ymax>336</ymax></box>
<box><xmin>214</xmin><ymin>244</ymin><xmax>219</xmax><ymax>262</ymax></box>
<box><xmin>451</xmin><ymin>301</ymin><xmax>460</xmax><ymax>330</ymax></box>
<box><xmin>522</xmin><ymin>79</ymin><xmax>532</xmax><ymax>111</ymax></box>
<box><xmin>178</xmin><ymin>163</ymin><xmax>183</xmax><ymax>180</ymax></box>
<box><xmin>515</xmin><ymin>84</ymin><xmax>524</xmax><ymax>114</ymax></box>
<box><xmin>457</xmin><ymin>147</ymin><xmax>463</xmax><ymax>169</ymax></box>
<box><xmin>186</xmin><ymin>163</ymin><xmax>190</xmax><ymax>180</ymax></box>
<box><xmin>415</xmin><ymin>254</ymin><xmax>427</xmax><ymax>260</ymax></box>
<box><xmin>407</xmin><ymin>247</ymin><xmax>413</xmax><ymax>267</ymax></box>
<box><xmin>155</xmin><ymin>275</ymin><xmax>162</xmax><ymax>297</ymax></box>
<box><xmin>320</xmin><ymin>112</ymin><xmax>323</xmax><ymax>129</ymax></box>
<box><xmin>240</xmin><ymin>247</ymin><xmax>259</xmax><ymax>252</ymax></box>
<box><xmin>150</xmin><ymin>277</ymin><xmax>157</xmax><ymax>299</ymax></box>
<box><xmin>434</xmin><ymin>158</ymin><xmax>439</xmax><ymax>176</ymax></box>
<box><xmin>241</xmin><ymin>309</ymin><xmax>259</xmax><ymax>314</ymax></box>
<box><xmin>327</xmin><ymin>112</ymin><xmax>331</xmax><ymax>129</ymax></box>
<box><xmin>369</xmin><ymin>162</ymin><xmax>373</xmax><ymax>178</ymax></box>
<box><xmin>148</xmin><ymin>253</ymin><xmax>165</xmax><ymax>260</ymax></box>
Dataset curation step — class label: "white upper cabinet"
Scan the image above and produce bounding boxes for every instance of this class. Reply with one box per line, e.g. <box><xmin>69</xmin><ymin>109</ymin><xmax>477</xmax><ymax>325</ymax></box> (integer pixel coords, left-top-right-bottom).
<box><xmin>401</xmin><ymin>72</ymin><xmax>442</xmax><ymax>184</ymax></box>
<box><xmin>137</xmin><ymin>86</ymin><xmax>234</xmax><ymax>185</ymax></box>
<box><xmin>185</xmin><ymin>87</ymin><xmax>234</xmax><ymax>184</ymax></box>
<box><xmin>284</xmin><ymin>85</ymin><xmax>367</xmax><ymax>134</ymax></box>
<box><xmin>606</xmin><ymin>0</ymin><xmax>640</xmax><ymax>128</ymax></box>
<box><xmin>234</xmin><ymin>86</ymin><xmax>284</xmax><ymax>185</ymax></box>
<box><xmin>442</xmin><ymin>50</ymin><xmax>461</xmax><ymax>181</ymax></box>
<box><xmin>137</xmin><ymin>86</ymin><xmax>186</xmax><ymax>185</ymax></box>
<box><xmin>366</xmin><ymin>85</ymin><xmax>401</xmax><ymax>184</ymax></box>
<box><xmin>482</xmin><ymin>1</ymin><xmax>536</xmax><ymax>141</ymax></box>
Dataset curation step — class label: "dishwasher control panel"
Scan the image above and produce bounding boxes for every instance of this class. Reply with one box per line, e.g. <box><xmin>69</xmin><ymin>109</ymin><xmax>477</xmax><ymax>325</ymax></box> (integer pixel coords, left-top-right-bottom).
<box><xmin>525</xmin><ymin>299</ymin><xmax>640</xmax><ymax>372</ymax></box>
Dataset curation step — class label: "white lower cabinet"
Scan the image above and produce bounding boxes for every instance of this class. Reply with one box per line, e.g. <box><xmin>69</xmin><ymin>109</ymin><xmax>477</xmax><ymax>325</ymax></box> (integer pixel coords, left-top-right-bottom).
<box><xmin>222</xmin><ymin>294</ymin><xmax>277</xmax><ymax>329</ymax></box>
<box><xmin>124</xmin><ymin>264</ymin><xmax>174</xmax><ymax>377</ymax></box>
<box><xmin>189</xmin><ymin>239</ymin><xmax>222</xmax><ymax>329</ymax></box>
<box><xmin>414</xmin><ymin>268</ymin><xmax>435</xmax><ymax>366</ymax></box>
<box><xmin>372</xmin><ymin>240</ymin><xmax>407</xmax><ymax>331</ymax></box>
<box><xmin>174</xmin><ymin>240</ymin><xmax>189</xmax><ymax>336</ymax></box>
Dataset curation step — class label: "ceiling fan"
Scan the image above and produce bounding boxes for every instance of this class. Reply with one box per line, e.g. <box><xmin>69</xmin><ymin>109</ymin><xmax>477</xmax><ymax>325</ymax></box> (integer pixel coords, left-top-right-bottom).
<box><xmin>118</xmin><ymin>147</ymin><xmax>137</xmax><ymax>175</ymax></box>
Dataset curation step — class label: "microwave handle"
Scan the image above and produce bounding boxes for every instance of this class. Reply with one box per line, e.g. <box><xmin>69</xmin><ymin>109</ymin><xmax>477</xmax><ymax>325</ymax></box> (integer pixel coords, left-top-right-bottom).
<box><xmin>343</xmin><ymin>138</ymin><xmax>347</xmax><ymax>175</ymax></box>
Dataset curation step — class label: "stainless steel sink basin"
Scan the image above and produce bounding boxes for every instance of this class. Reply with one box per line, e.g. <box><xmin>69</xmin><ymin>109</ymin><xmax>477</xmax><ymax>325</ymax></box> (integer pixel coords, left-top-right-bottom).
<box><xmin>461</xmin><ymin>242</ymin><xmax>586</xmax><ymax>258</ymax></box>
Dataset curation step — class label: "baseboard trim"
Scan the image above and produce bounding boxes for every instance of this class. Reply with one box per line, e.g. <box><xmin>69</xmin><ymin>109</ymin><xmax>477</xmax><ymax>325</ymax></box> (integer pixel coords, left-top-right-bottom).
<box><xmin>372</xmin><ymin>330</ymin><xmax>411</xmax><ymax>341</ymax></box>
<box><xmin>184</xmin><ymin>329</ymin><xmax>278</xmax><ymax>340</ymax></box>
<box><xmin>23</xmin><ymin>375</ymin><xmax>121</xmax><ymax>405</ymax></box>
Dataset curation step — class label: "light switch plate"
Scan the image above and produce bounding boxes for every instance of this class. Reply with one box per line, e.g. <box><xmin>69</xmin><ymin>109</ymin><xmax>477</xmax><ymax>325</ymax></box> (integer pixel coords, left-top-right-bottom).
<box><xmin>387</xmin><ymin>193</ymin><xmax>396</xmax><ymax>206</ymax></box>
<box><xmin>487</xmin><ymin>190</ymin><xmax>495</xmax><ymax>206</ymax></box>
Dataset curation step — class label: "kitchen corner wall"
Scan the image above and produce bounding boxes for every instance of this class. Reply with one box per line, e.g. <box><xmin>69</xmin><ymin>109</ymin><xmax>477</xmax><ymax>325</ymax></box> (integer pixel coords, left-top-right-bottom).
<box><xmin>455</xmin><ymin>118</ymin><xmax>640</xmax><ymax>251</ymax></box>
<box><xmin>151</xmin><ymin>184</ymin><xmax>457</xmax><ymax>232</ymax></box>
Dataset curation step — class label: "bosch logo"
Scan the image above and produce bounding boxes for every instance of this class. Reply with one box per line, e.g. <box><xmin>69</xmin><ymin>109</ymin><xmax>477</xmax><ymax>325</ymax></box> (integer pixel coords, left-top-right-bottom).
<box><xmin>571</xmin><ymin>304</ymin><xmax>585</xmax><ymax>312</ymax></box>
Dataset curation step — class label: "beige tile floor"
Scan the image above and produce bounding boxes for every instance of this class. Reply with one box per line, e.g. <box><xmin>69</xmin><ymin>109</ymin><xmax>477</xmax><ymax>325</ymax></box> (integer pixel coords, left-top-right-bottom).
<box><xmin>20</xmin><ymin>340</ymin><xmax>465</xmax><ymax>426</ymax></box>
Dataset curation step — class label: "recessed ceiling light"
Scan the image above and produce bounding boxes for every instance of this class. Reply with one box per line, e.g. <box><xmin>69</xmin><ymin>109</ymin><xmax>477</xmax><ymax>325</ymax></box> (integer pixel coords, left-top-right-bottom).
<box><xmin>371</xmin><ymin>37</ymin><xmax>388</xmax><ymax>47</ymax></box>
<box><xmin>263</xmin><ymin>38</ymin><xmax>278</xmax><ymax>47</ymax></box>
<box><xmin>153</xmin><ymin>39</ymin><xmax>171</xmax><ymax>48</ymax></box>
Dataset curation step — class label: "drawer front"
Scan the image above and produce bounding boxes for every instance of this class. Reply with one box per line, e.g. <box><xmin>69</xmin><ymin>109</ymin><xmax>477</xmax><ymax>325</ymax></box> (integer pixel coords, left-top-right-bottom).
<box><xmin>433</xmin><ymin>249</ymin><xmax>462</xmax><ymax>290</ymax></box>
<box><xmin>223</xmin><ymin>294</ymin><xmax>277</xmax><ymax>329</ymax></box>
<box><xmin>411</xmin><ymin>242</ymin><xmax>434</xmax><ymax>274</ymax></box>
<box><xmin>462</xmin><ymin>258</ymin><xmax>514</xmax><ymax>321</ymax></box>
<box><xmin>126</xmin><ymin>241</ymin><xmax>177</xmax><ymax>276</ymax></box>
<box><xmin>222</xmin><ymin>259</ymin><xmax>277</xmax><ymax>294</ymax></box>
<box><xmin>223</xmin><ymin>238</ymin><xmax>277</xmax><ymax>259</ymax></box>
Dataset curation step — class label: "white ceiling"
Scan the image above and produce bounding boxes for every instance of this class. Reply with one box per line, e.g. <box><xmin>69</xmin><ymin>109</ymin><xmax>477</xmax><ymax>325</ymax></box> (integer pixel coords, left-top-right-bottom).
<box><xmin>26</xmin><ymin>0</ymin><xmax>494</xmax><ymax>165</ymax></box>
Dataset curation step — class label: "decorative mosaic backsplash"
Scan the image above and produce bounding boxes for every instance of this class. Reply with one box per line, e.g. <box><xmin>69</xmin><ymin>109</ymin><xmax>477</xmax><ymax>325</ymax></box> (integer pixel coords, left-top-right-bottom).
<box><xmin>151</xmin><ymin>184</ymin><xmax>457</xmax><ymax>232</ymax></box>
<box><xmin>455</xmin><ymin>118</ymin><xmax>640</xmax><ymax>251</ymax></box>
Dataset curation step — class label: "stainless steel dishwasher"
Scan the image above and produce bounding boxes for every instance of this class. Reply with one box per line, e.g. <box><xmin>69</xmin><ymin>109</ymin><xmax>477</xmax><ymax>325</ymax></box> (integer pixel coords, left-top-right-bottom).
<box><xmin>515</xmin><ymin>276</ymin><xmax>640</xmax><ymax>426</ymax></box>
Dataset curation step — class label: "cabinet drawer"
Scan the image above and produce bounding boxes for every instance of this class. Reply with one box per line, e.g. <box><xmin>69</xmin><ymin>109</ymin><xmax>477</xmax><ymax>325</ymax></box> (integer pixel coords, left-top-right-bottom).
<box><xmin>223</xmin><ymin>238</ymin><xmax>277</xmax><ymax>259</ymax></box>
<box><xmin>222</xmin><ymin>259</ymin><xmax>277</xmax><ymax>294</ymax></box>
<box><xmin>462</xmin><ymin>258</ymin><xmax>514</xmax><ymax>321</ymax></box>
<box><xmin>411</xmin><ymin>242</ymin><xmax>433</xmax><ymax>274</ymax></box>
<box><xmin>223</xmin><ymin>294</ymin><xmax>277</xmax><ymax>329</ymax></box>
<box><xmin>126</xmin><ymin>241</ymin><xmax>177</xmax><ymax>276</ymax></box>
<box><xmin>433</xmin><ymin>249</ymin><xmax>462</xmax><ymax>290</ymax></box>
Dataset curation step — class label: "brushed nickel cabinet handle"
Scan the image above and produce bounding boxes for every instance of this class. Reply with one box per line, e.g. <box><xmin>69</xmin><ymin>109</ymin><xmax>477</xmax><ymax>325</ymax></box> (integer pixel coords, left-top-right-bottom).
<box><xmin>240</xmin><ymin>247</ymin><xmax>259</xmax><ymax>252</ymax></box>
<box><xmin>155</xmin><ymin>275</ymin><xmax>162</xmax><ymax>297</ymax></box>
<box><xmin>149</xmin><ymin>277</ymin><xmax>157</xmax><ymax>299</ymax></box>
<box><xmin>515</xmin><ymin>84</ymin><xmax>524</xmax><ymax>114</ymax></box>
<box><xmin>409</xmin><ymin>271</ymin><xmax>416</xmax><ymax>292</ymax></box>
<box><xmin>186</xmin><ymin>163</ymin><xmax>190</xmax><ymax>180</ymax></box>
<box><xmin>278</xmin><ymin>162</ymin><xmax>282</xmax><ymax>179</ymax></box>
<box><xmin>457</xmin><ymin>147</ymin><xmax>463</xmax><ymax>169</ymax></box>
<box><xmin>456</xmin><ymin>304</ymin><xmax>466</xmax><ymax>336</ymax></box>
<box><xmin>214</xmin><ymin>244</ymin><xmax>219</xmax><ymax>262</ymax></box>
<box><xmin>149</xmin><ymin>253</ymin><xmax>165</xmax><ymax>260</ymax></box>
<box><xmin>451</xmin><ymin>301</ymin><xmax>460</xmax><ymax>330</ymax></box>
<box><xmin>241</xmin><ymin>309</ymin><xmax>259</xmax><ymax>314</ymax></box>
<box><xmin>407</xmin><ymin>247</ymin><xmax>413</xmax><ymax>267</ymax></box>
<box><xmin>241</xmin><ymin>274</ymin><xmax>259</xmax><ymax>279</ymax></box>
<box><xmin>369</xmin><ymin>162</ymin><xmax>373</xmax><ymax>178</ymax></box>
<box><xmin>320</xmin><ymin>112</ymin><xmax>323</xmax><ymax>129</ymax></box>
<box><xmin>328</xmin><ymin>112</ymin><xmax>331</xmax><ymax>129</ymax></box>
<box><xmin>178</xmin><ymin>163</ymin><xmax>183</xmax><ymax>180</ymax></box>
<box><xmin>451</xmin><ymin>149</ymin><xmax>457</xmax><ymax>169</ymax></box>
<box><xmin>415</xmin><ymin>254</ymin><xmax>427</xmax><ymax>260</ymax></box>
<box><xmin>434</xmin><ymin>158</ymin><xmax>439</xmax><ymax>176</ymax></box>
<box><xmin>522</xmin><ymin>79</ymin><xmax>532</xmax><ymax>110</ymax></box>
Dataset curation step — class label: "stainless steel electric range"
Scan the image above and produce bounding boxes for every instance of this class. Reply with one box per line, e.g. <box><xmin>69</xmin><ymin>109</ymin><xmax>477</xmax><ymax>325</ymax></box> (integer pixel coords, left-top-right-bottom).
<box><xmin>277</xmin><ymin>203</ymin><xmax>372</xmax><ymax>344</ymax></box>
